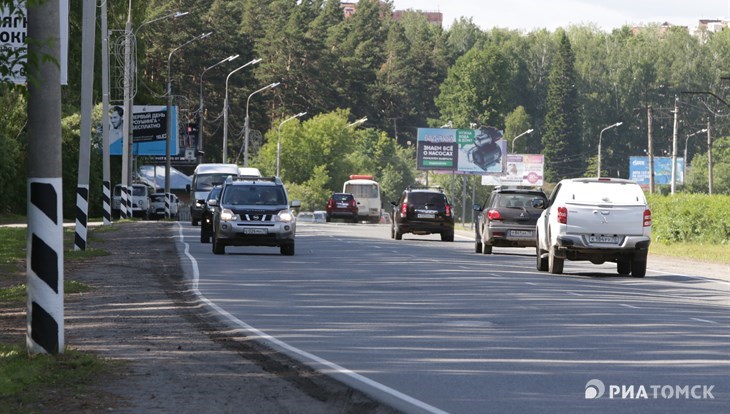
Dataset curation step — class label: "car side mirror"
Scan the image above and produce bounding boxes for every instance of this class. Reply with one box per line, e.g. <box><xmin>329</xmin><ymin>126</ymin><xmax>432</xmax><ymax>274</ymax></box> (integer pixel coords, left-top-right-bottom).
<box><xmin>291</xmin><ymin>200</ymin><xmax>301</xmax><ymax>208</ymax></box>
<box><xmin>207</xmin><ymin>199</ymin><xmax>218</xmax><ymax>207</ymax></box>
<box><xmin>531</xmin><ymin>198</ymin><xmax>546</xmax><ymax>209</ymax></box>
<box><xmin>472</xmin><ymin>203</ymin><xmax>482</xmax><ymax>212</ymax></box>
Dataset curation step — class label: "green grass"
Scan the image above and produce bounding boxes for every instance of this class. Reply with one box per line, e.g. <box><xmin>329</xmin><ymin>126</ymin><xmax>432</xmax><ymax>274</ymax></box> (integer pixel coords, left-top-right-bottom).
<box><xmin>650</xmin><ymin>241</ymin><xmax>730</xmax><ymax>264</ymax></box>
<box><xmin>0</xmin><ymin>345</ymin><xmax>114</xmax><ymax>413</ymax></box>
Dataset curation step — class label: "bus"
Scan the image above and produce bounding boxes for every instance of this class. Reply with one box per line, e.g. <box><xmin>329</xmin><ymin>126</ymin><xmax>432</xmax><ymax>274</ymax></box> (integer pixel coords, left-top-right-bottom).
<box><xmin>343</xmin><ymin>175</ymin><xmax>381</xmax><ymax>223</ymax></box>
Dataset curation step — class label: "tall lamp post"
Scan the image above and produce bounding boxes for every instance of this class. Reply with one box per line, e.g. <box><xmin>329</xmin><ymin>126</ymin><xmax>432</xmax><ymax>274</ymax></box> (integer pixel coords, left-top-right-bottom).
<box><xmin>347</xmin><ymin>117</ymin><xmax>368</xmax><ymax>128</ymax></box>
<box><xmin>243</xmin><ymin>82</ymin><xmax>280</xmax><ymax>167</ymax></box>
<box><xmin>277</xmin><ymin>112</ymin><xmax>307</xmax><ymax>176</ymax></box>
<box><xmin>511</xmin><ymin>128</ymin><xmax>534</xmax><ymax>153</ymax></box>
<box><xmin>199</xmin><ymin>54</ymin><xmax>239</xmax><ymax>163</ymax></box>
<box><xmin>597</xmin><ymin>122</ymin><xmax>622</xmax><ymax>178</ymax></box>
<box><xmin>683</xmin><ymin>128</ymin><xmax>707</xmax><ymax>182</ymax></box>
<box><xmin>223</xmin><ymin>58</ymin><xmax>262</xmax><ymax>162</ymax></box>
<box><xmin>165</xmin><ymin>31</ymin><xmax>212</xmax><ymax>217</ymax></box>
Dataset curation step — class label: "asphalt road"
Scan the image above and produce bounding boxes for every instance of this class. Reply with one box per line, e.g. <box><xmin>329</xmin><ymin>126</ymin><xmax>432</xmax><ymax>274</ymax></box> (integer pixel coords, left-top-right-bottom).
<box><xmin>176</xmin><ymin>222</ymin><xmax>730</xmax><ymax>414</ymax></box>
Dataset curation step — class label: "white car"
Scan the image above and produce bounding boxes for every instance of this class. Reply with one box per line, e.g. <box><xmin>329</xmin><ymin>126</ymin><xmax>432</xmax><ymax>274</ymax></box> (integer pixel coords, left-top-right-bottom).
<box><xmin>535</xmin><ymin>178</ymin><xmax>652</xmax><ymax>277</ymax></box>
<box><xmin>148</xmin><ymin>193</ymin><xmax>179</xmax><ymax>219</ymax></box>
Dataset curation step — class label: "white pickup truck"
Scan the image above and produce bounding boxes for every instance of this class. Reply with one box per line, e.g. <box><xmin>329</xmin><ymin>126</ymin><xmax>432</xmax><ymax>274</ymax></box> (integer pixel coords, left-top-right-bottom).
<box><xmin>535</xmin><ymin>178</ymin><xmax>652</xmax><ymax>277</ymax></box>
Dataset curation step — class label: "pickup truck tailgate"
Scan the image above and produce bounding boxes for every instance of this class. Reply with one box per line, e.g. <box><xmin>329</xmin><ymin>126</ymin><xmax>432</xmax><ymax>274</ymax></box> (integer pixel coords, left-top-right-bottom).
<box><xmin>565</xmin><ymin>203</ymin><xmax>646</xmax><ymax>237</ymax></box>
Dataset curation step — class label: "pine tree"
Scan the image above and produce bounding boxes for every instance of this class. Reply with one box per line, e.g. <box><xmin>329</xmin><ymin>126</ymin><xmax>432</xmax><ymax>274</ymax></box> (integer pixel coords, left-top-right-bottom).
<box><xmin>542</xmin><ymin>30</ymin><xmax>582</xmax><ymax>182</ymax></box>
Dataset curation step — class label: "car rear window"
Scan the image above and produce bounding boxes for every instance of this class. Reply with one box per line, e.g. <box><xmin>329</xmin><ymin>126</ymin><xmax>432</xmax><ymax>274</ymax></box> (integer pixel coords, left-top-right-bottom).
<box><xmin>494</xmin><ymin>193</ymin><xmax>542</xmax><ymax>208</ymax></box>
<box><xmin>332</xmin><ymin>194</ymin><xmax>353</xmax><ymax>202</ymax></box>
<box><xmin>408</xmin><ymin>192</ymin><xmax>446</xmax><ymax>206</ymax></box>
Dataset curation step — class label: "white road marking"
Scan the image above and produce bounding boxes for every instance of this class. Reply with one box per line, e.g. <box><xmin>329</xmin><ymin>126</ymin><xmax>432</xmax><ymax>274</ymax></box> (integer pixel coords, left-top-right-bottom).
<box><xmin>176</xmin><ymin>223</ymin><xmax>448</xmax><ymax>414</ymax></box>
<box><xmin>619</xmin><ymin>304</ymin><xmax>640</xmax><ymax>309</ymax></box>
<box><xmin>568</xmin><ymin>292</ymin><xmax>583</xmax><ymax>296</ymax></box>
<box><xmin>690</xmin><ymin>318</ymin><xmax>718</xmax><ymax>324</ymax></box>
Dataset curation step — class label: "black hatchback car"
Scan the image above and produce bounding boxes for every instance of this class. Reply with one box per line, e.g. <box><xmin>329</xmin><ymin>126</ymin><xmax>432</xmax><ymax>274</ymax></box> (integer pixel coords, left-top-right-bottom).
<box><xmin>391</xmin><ymin>187</ymin><xmax>454</xmax><ymax>242</ymax></box>
<box><xmin>473</xmin><ymin>187</ymin><xmax>547</xmax><ymax>254</ymax></box>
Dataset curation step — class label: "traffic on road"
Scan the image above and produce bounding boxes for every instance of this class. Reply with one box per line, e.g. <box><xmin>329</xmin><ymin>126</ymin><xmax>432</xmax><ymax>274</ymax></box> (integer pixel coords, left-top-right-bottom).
<box><xmin>175</xmin><ymin>220</ymin><xmax>729</xmax><ymax>414</ymax></box>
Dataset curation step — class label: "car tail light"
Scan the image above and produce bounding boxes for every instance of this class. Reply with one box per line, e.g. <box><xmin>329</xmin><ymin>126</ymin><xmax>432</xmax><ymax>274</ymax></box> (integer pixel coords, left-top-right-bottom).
<box><xmin>557</xmin><ymin>206</ymin><xmax>568</xmax><ymax>224</ymax></box>
<box><xmin>487</xmin><ymin>209</ymin><xmax>501</xmax><ymax>221</ymax></box>
<box><xmin>400</xmin><ymin>202</ymin><xmax>408</xmax><ymax>218</ymax></box>
<box><xmin>643</xmin><ymin>209</ymin><xmax>652</xmax><ymax>227</ymax></box>
<box><xmin>327</xmin><ymin>198</ymin><xmax>334</xmax><ymax>209</ymax></box>
<box><xmin>445</xmin><ymin>204</ymin><xmax>452</xmax><ymax>217</ymax></box>
<box><xmin>350</xmin><ymin>199</ymin><xmax>357</xmax><ymax>209</ymax></box>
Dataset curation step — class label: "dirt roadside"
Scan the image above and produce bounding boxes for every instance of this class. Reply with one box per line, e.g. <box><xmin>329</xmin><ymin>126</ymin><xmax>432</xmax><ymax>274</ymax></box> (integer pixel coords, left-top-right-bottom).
<box><xmin>1</xmin><ymin>221</ymin><xmax>396</xmax><ymax>414</ymax></box>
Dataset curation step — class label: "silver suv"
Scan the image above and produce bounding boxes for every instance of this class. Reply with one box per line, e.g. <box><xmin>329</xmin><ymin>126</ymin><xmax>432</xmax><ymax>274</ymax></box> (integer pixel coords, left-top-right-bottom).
<box><xmin>210</xmin><ymin>176</ymin><xmax>301</xmax><ymax>255</ymax></box>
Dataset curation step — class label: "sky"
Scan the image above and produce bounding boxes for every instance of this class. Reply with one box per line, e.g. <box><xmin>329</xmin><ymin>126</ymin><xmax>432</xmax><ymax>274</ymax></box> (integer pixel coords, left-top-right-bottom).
<box><xmin>392</xmin><ymin>0</ymin><xmax>729</xmax><ymax>31</ymax></box>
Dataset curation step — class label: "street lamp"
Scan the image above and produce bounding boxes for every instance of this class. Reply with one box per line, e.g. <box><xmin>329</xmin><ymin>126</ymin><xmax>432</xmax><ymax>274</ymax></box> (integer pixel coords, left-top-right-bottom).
<box><xmin>242</xmin><ymin>82</ymin><xmax>280</xmax><ymax>167</ymax></box>
<box><xmin>683</xmin><ymin>128</ymin><xmax>707</xmax><ymax>181</ymax></box>
<box><xmin>277</xmin><ymin>112</ymin><xmax>307</xmax><ymax>177</ymax></box>
<box><xmin>597</xmin><ymin>122</ymin><xmax>623</xmax><ymax>178</ymax></box>
<box><xmin>347</xmin><ymin>117</ymin><xmax>368</xmax><ymax>127</ymax></box>
<box><xmin>511</xmin><ymin>128</ymin><xmax>534</xmax><ymax>153</ymax></box>
<box><xmin>223</xmin><ymin>58</ymin><xmax>262</xmax><ymax>162</ymax></box>
<box><xmin>165</xmin><ymin>31</ymin><xmax>212</xmax><ymax>218</ymax></box>
<box><xmin>199</xmin><ymin>54</ymin><xmax>239</xmax><ymax>163</ymax></box>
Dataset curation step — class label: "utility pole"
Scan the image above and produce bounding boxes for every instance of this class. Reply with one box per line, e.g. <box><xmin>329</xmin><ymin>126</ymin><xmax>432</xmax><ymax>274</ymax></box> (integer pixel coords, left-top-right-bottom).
<box><xmin>647</xmin><ymin>105</ymin><xmax>655</xmax><ymax>194</ymax></box>
<box><xmin>670</xmin><ymin>96</ymin><xmax>679</xmax><ymax>195</ymax></box>
<box><xmin>707</xmin><ymin>119</ymin><xmax>713</xmax><ymax>194</ymax></box>
<box><xmin>27</xmin><ymin>0</ymin><xmax>64</xmax><ymax>355</ymax></box>
<box><xmin>120</xmin><ymin>4</ymin><xmax>133</xmax><ymax>218</ymax></box>
<box><xmin>101</xmin><ymin>0</ymin><xmax>112</xmax><ymax>225</ymax></box>
<box><xmin>74</xmin><ymin>0</ymin><xmax>96</xmax><ymax>251</ymax></box>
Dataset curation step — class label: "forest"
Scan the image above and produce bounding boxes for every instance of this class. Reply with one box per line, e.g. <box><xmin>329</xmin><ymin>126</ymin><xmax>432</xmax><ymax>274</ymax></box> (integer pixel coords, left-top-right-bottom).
<box><xmin>1</xmin><ymin>0</ymin><xmax>729</xmax><ymax>217</ymax></box>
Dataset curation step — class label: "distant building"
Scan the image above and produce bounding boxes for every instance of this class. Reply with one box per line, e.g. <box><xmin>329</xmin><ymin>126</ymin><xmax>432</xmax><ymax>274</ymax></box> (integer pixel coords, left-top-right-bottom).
<box><xmin>340</xmin><ymin>1</ymin><xmax>443</xmax><ymax>26</ymax></box>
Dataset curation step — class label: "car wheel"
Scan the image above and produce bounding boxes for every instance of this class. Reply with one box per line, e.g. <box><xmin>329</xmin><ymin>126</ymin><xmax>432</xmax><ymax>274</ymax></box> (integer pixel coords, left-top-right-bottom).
<box><xmin>192</xmin><ymin>218</ymin><xmax>199</xmax><ymax>226</ymax></box>
<box><xmin>326</xmin><ymin>216</ymin><xmax>331</xmax><ymax>223</ymax></box>
<box><xmin>200</xmin><ymin>231</ymin><xmax>208</xmax><ymax>244</ymax></box>
<box><xmin>352</xmin><ymin>216</ymin><xmax>358</xmax><ymax>224</ymax></box>
<box><xmin>395</xmin><ymin>229</ymin><xmax>403</xmax><ymax>240</ymax></box>
<box><xmin>548</xmin><ymin>243</ymin><xmax>564</xmax><ymax>274</ymax></box>
<box><xmin>631</xmin><ymin>259</ymin><xmax>647</xmax><ymax>278</ymax></box>
<box><xmin>482</xmin><ymin>244</ymin><xmax>492</xmax><ymax>254</ymax></box>
<box><xmin>475</xmin><ymin>240</ymin><xmax>482</xmax><ymax>253</ymax></box>
<box><xmin>212</xmin><ymin>234</ymin><xmax>225</xmax><ymax>255</ymax></box>
<box><xmin>441</xmin><ymin>231</ymin><xmax>454</xmax><ymax>242</ymax></box>
<box><xmin>617</xmin><ymin>259</ymin><xmax>631</xmax><ymax>275</ymax></box>
<box><xmin>281</xmin><ymin>242</ymin><xmax>295</xmax><ymax>256</ymax></box>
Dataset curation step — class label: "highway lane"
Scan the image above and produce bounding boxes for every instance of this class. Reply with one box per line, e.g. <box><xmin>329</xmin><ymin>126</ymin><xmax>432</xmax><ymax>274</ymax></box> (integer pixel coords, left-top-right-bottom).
<box><xmin>176</xmin><ymin>222</ymin><xmax>730</xmax><ymax>414</ymax></box>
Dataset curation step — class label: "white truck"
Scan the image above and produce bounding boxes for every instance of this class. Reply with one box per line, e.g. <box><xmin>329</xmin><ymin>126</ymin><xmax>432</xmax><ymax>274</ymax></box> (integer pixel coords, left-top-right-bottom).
<box><xmin>535</xmin><ymin>178</ymin><xmax>652</xmax><ymax>277</ymax></box>
<box><xmin>187</xmin><ymin>163</ymin><xmax>240</xmax><ymax>226</ymax></box>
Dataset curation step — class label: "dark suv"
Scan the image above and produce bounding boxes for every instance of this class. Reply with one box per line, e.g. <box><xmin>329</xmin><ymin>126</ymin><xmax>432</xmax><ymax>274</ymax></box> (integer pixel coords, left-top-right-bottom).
<box><xmin>390</xmin><ymin>187</ymin><xmax>454</xmax><ymax>242</ymax></box>
<box><xmin>210</xmin><ymin>177</ymin><xmax>301</xmax><ymax>255</ymax></box>
<box><xmin>326</xmin><ymin>192</ymin><xmax>358</xmax><ymax>223</ymax></box>
<box><xmin>473</xmin><ymin>187</ymin><xmax>547</xmax><ymax>254</ymax></box>
<box><xmin>200</xmin><ymin>185</ymin><xmax>222</xmax><ymax>243</ymax></box>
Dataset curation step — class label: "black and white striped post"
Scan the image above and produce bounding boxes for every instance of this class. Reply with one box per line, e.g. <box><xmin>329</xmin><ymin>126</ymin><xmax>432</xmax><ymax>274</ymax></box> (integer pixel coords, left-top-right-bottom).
<box><xmin>74</xmin><ymin>0</ymin><xmax>96</xmax><ymax>251</ymax></box>
<box><xmin>26</xmin><ymin>0</ymin><xmax>64</xmax><ymax>355</ymax></box>
<box><xmin>121</xmin><ymin>186</ymin><xmax>129</xmax><ymax>219</ymax></box>
<box><xmin>100</xmin><ymin>0</ymin><xmax>112</xmax><ymax>226</ymax></box>
<box><xmin>102</xmin><ymin>181</ymin><xmax>112</xmax><ymax>224</ymax></box>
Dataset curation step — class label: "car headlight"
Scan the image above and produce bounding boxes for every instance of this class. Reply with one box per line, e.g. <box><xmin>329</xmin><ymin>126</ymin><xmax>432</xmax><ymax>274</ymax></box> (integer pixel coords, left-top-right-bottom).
<box><xmin>276</xmin><ymin>209</ymin><xmax>294</xmax><ymax>223</ymax></box>
<box><xmin>220</xmin><ymin>208</ymin><xmax>239</xmax><ymax>221</ymax></box>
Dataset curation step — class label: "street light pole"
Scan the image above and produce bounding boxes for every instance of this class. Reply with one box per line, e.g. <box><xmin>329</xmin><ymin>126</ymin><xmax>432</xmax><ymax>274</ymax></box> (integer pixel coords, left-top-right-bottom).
<box><xmin>597</xmin><ymin>122</ymin><xmax>623</xmax><ymax>178</ymax></box>
<box><xmin>511</xmin><ymin>128</ymin><xmax>534</xmax><ymax>153</ymax></box>
<box><xmin>243</xmin><ymin>82</ymin><xmax>280</xmax><ymax>167</ymax></box>
<box><xmin>683</xmin><ymin>128</ymin><xmax>707</xmax><ymax>182</ymax></box>
<box><xmin>277</xmin><ymin>112</ymin><xmax>306</xmax><ymax>177</ymax></box>
<box><xmin>347</xmin><ymin>117</ymin><xmax>368</xmax><ymax>128</ymax></box>
<box><xmin>166</xmin><ymin>31</ymin><xmax>212</xmax><ymax>217</ymax></box>
<box><xmin>199</xmin><ymin>54</ymin><xmax>239</xmax><ymax>164</ymax></box>
<box><xmin>223</xmin><ymin>58</ymin><xmax>262</xmax><ymax>162</ymax></box>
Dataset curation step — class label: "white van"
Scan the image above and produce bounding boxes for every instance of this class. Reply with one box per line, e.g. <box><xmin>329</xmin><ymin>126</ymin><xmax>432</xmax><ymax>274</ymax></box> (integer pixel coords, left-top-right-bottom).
<box><xmin>343</xmin><ymin>175</ymin><xmax>381</xmax><ymax>223</ymax></box>
<box><xmin>112</xmin><ymin>183</ymin><xmax>152</xmax><ymax>219</ymax></box>
<box><xmin>188</xmin><ymin>163</ymin><xmax>240</xmax><ymax>225</ymax></box>
<box><xmin>238</xmin><ymin>167</ymin><xmax>262</xmax><ymax>178</ymax></box>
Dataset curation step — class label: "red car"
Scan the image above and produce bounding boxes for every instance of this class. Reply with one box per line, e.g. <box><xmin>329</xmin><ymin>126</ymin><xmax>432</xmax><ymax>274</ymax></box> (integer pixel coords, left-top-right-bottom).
<box><xmin>326</xmin><ymin>192</ymin><xmax>358</xmax><ymax>223</ymax></box>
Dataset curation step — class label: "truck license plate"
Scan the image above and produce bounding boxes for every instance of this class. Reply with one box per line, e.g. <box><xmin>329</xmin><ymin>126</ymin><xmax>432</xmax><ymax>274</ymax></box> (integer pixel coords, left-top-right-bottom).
<box><xmin>509</xmin><ymin>230</ymin><xmax>533</xmax><ymax>237</ymax></box>
<box><xmin>589</xmin><ymin>235</ymin><xmax>619</xmax><ymax>244</ymax></box>
<box><xmin>244</xmin><ymin>228</ymin><xmax>267</xmax><ymax>235</ymax></box>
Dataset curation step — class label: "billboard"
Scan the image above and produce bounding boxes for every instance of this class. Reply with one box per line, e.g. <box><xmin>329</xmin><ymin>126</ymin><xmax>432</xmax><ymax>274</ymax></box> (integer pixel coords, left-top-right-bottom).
<box><xmin>0</xmin><ymin>0</ymin><xmax>69</xmax><ymax>84</ymax></box>
<box><xmin>417</xmin><ymin>126</ymin><xmax>506</xmax><ymax>174</ymax></box>
<box><xmin>110</xmin><ymin>105</ymin><xmax>178</xmax><ymax>156</ymax></box>
<box><xmin>629</xmin><ymin>156</ymin><xmax>684</xmax><ymax>186</ymax></box>
<box><xmin>481</xmin><ymin>154</ymin><xmax>544</xmax><ymax>186</ymax></box>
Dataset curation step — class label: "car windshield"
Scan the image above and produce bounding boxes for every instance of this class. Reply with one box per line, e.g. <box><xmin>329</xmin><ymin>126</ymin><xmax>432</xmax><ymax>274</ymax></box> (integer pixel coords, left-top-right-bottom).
<box><xmin>150</xmin><ymin>194</ymin><xmax>165</xmax><ymax>202</ymax></box>
<box><xmin>196</xmin><ymin>174</ymin><xmax>233</xmax><ymax>191</ymax></box>
<box><xmin>132</xmin><ymin>186</ymin><xmax>147</xmax><ymax>196</ymax></box>
<box><xmin>223</xmin><ymin>185</ymin><xmax>286</xmax><ymax>206</ymax></box>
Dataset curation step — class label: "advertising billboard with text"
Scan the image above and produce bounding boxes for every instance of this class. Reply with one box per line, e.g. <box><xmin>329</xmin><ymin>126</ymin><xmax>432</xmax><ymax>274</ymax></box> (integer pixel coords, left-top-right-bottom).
<box><xmin>417</xmin><ymin>127</ymin><xmax>506</xmax><ymax>174</ymax></box>
<box><xmin>110</xmin><ymin>105</ymin><xmax>179</xmax><ymax>156</ymax></box>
